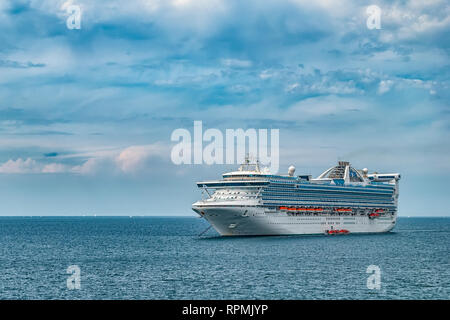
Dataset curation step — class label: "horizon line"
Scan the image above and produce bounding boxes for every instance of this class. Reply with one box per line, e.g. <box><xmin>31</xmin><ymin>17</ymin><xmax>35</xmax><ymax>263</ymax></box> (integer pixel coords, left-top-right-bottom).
<box><xmin>0</xmin><ymin>215</ymin><xmax>448</xmax><ymax>218</ymax></box>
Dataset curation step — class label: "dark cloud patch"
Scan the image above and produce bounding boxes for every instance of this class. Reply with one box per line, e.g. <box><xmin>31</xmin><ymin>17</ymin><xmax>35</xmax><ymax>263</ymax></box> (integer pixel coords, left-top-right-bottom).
<box><xmin>0</xmin><ymin>108</ymin><xmax>69</xmax><ymax>126</ymax></box>
<box><xmin>44</xmin><ymin>152</ymin><xmax>59</xmax><ymax>157</ymax></box>
<box><xmin>5</xmin><ymin>0</ymin><xmax>30</xmax><ymax>15</ymax></box>
<box><xmin>0</xmin><ymin>60</ymin><xmax>45</xmax><ymax>68</ymax></box>
<box><xmin>17</xmin><ymin>130</ymin><xmax>74</xmax><ymax>136</ymax></box>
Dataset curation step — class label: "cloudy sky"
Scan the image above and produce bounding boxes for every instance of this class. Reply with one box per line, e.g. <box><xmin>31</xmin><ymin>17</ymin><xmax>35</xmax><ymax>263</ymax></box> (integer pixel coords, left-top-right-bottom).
<box><xmin>0</xmin><ymin>0</ymin><xmax>449</xmax><ymax>216</ymax></box>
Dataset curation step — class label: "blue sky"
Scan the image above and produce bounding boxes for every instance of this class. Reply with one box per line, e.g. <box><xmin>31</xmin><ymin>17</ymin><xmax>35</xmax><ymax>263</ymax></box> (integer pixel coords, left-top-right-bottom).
<box><xmin>0</xmin><ymin>0</ymin><xmax>449</xmax><ymax>216</ymax></box>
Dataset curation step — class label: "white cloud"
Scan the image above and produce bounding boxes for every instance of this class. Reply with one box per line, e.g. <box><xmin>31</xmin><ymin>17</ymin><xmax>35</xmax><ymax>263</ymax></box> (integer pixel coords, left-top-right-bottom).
<box><xmin>0</xmin><ymin>158</ymin><xmax>40</xmax><ymax>174</ymax></box>
<box><xmin>221</xmin><ymin>59</ymin><xmax>253</xmax><ymax>68</ymax></box>
<box><xmin>259</xmin><ymin>70</ymin><xmax>274</xmax><ymax>79</ymax></box>
<box><xmin>378</xmin><ymin>80</ymin><xmax>394</xmax><ymax>94</ymax></box>
<box><xmin>0</xmin><ymin>143</ymin><xmax>168</xmax><ymax>175</ymax></box>
<box><xmin>71</xmin><ymin>157</ymin><xmax>110</xmax><ymax>175</ymax></box>
<box><xmin>379</xmin><ymin>1</ymin><xmax>450</xmax><ymax>45</ymax></box>
<box><xmin>115</xmin><ymin>144</ymin><xmax>167</xmax><ymax>174</ymax></box>
<box><xmin>42</xmin><ymin>163</ymin><xmax>69</xmax><ymax>173</ymax></box>
<box><xmin>287</xmin><ymin>95</ymin><xmax>366</xmax><ymax>118</ymax></box>
<box><xmin>0</xmin><ymin>158</ymin><xmax>69</xmax><ymax>174</ymax></box>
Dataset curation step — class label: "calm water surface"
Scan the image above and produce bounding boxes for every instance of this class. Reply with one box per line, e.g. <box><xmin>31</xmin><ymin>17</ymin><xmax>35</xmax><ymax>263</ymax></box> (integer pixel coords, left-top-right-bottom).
<box><xmin>0</xmin><ymin>217</ymin><xmax>448</xmax><ymax>299</ymax></box>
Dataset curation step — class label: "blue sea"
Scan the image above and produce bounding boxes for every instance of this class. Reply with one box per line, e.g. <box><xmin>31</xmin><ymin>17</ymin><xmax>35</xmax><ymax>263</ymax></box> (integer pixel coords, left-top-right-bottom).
<box><xmin>0</xmin><ymin>216</ymin><xmax>448</xmax><ymax>300</ymax></box>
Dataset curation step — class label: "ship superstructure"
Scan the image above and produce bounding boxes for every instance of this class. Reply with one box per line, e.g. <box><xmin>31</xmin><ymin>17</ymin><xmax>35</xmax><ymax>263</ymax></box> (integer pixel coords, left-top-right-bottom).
<box><xmin>192</xmin><ymin>158</ymin><xmax>400</xmax><ymax>236</ymax></box>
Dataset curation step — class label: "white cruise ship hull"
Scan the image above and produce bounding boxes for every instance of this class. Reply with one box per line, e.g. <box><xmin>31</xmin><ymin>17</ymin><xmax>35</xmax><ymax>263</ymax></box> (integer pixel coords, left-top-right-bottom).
<box><xmin>193</xmin><ymin>160</ymin><xmax>400</xmax><ymax>237</ymax></box>
<box><xmin>192</xmin><ymin>202</ymin><xmax>397</xmax><ymax>236</ymax></box>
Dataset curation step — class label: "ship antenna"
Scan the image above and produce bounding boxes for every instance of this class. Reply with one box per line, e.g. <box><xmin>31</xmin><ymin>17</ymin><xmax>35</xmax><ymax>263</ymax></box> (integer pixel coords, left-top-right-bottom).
<box><xmin>244</xmin><ymin>153</ymin><xmax>249</xmax><ymax>170</ymax></box>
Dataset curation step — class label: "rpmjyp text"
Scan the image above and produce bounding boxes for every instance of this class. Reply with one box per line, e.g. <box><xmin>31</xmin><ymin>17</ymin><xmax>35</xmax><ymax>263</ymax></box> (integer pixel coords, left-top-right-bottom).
<box><xmin>227</xmin><ymin>304</ymin><xmax>268</xmax><ymax>317</ymax></box>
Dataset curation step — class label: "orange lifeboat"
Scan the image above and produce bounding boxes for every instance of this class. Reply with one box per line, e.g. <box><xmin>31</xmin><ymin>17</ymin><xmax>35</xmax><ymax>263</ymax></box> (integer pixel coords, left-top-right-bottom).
<box><xmin>326</xmin><ymin>229</ymin><xmax>350</xmax><ymax>235</ymax></box>
<box><xmin>335</xmin><ymin>208</ymin><xmax>352</xmax><ymax>212</ymax></box>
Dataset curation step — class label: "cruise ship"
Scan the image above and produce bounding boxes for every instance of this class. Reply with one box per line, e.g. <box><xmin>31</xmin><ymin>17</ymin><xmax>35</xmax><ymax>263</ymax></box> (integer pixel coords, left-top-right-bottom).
<box><xmin>192</xmin><ymin>158</ymin><xmax>400</xmax><ymax>236</ymax></box>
